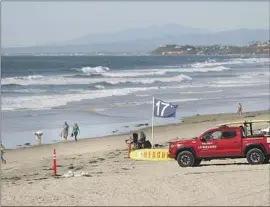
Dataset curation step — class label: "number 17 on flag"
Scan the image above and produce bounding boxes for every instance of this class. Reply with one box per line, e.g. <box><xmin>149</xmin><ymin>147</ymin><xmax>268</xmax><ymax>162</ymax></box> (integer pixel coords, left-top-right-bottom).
<box><xmin>153</xmin><ymin>98</ymin><xmax>178</xmax><ymax>118</ymax></box>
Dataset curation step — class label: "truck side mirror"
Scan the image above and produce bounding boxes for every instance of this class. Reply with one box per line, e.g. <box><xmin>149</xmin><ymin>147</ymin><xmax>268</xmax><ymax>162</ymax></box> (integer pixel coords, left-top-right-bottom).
<box><xmin>201</xmin><ymin>138</ymin><xmax>207</xmax><ymax>142</ymax></box>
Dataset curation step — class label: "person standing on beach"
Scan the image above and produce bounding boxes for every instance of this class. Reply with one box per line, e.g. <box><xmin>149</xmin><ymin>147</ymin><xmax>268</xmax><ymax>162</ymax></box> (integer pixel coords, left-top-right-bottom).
<box><xmin>62</xmin><ymin>122</ymin><xmax>69</xmax><ymax>141</ymax></box>
<box><xmin>125</xmin><ymin>133</ymin><xmax>139</xmax><ymax>149</ymax></box>
<box><xmin>72</xmin><ymin>123</ymin><xmax>80</xmax><ymax>142</ymax></box>
<box><xmin>237</xmin><ymin>103</ymin><xmax>243</xmax><ymax>117</ymax></box>
<box><xmin>132</xmin><ymin>133</ymin><xmax>139</xmax><ymax>149</ymax></box>
<box><xmin>1</xmin><ymin>143</ymin><xmax>7</xmax><ymax>164</ymax></box>
<box><xmin>139</xmin><ymin>131</ymin><xmax>146</xmax><ymax>148</ymax></box>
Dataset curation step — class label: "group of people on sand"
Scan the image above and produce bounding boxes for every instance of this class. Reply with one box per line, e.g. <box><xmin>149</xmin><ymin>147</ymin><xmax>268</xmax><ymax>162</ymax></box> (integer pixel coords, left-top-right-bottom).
<box><xmin>33</xmin><ymin>122</ymin><xmax>81</xmax><ymax>145</ymax></box>
<box><xmin>60</xmin><ymin>122</ymin><xmax>80</xmax><ymax>142</ymax></box>
<box><xmin>1</xmin><ymin>122</ymin><xmax>80</xmax><ymax>165</ymax></box>
<box><xmin>125</xmin><ymin>131</ymin><xmax>152</xmax><ymax>149</ymax></box>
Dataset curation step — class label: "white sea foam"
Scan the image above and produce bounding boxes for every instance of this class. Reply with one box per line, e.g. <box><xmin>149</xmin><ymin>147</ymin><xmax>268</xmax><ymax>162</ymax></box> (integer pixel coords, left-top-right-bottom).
<box><xmin>229</xmin><ymin>57</ymin><xmax>270</xmax><ymax>65</ymax></box>
<box><xmin>191</xmin><ymin>59</ymin><xmax>224</xmax><ymax>68</ymax></box>
<box><xmin>191</xmin><ymin>57</ymin><xmax>270</xmax><ymax>68</ymax></box>
<box><xmin>77</xmin><ymin>66</ymin><xmax>230</xmax><ymax>78</ymax></box>
<box><xmin>74</xmin><ymin>62</ymin><xmax>232</xmax><ymax>79</ymax></box>
<box><xmin>18</xmin><ymin>75</ymin><xmax>44</xmax><ymax>80</ymax></box>
<box><xmin>1</xmin><ymin>74</ymin><xmax>192</xmax><ymax>86</ymax></box>
<box><xmin>256</xmin><ymin>92</ymin><xmax>270</xmax><ymax>96</ymax></box>
<box><xmin>127</xmin><ymin>66</ymin><xmax>230</xmax><ymax>75</ymax></box>
<box><xmin>238</xmin><ymin>71</ymin><xmax>270</xmax><ymax>79</ymax></box>
<box><xmin>94</xmin><ymin>84</ymin><xmax>106</xmax><ymax>89</ymax></box>
<box><xmin>136</xmin><ymin>88</ymin><xmax>222</xmax><ymax>94</ymax></box>
<box><xmin>100</xmin><ymin>74</ymin><xmax>192</xmax><ymax>85</ymax></box>
<box><xmin>159</xmin><ymin>84</ymin><xmax>204</xmax><ymax>89</ymax></box>
<box><xmin>1</xmin><ymin>87</ymin><xmax>159</xmax><ymax>111</ymax></box>
<box><xmin>165</xmin><ymin>57</ymin><xmax>269</xmax><ymax>69</ymax></box>
<box><xmin>1</xmin><ymin>75</ymin><xmax>44</xmax><ymax>84</ymax></box>
<box><xmin>102</xmin><ymin>70</ymin><xmax>167</xmax><ymax>77</ymax></box>
<box><xmin>209</xmin><ymin>69</ymin><xmax>270</xmax><ymax>88</ymax></box>
<box><xmin>76</xmin><ymin>66</ymin><xmax>110</xmax><ymax>74</ymax></box>
<box><xmin>179</xmin><ymin>90</ymin><xmax>223</xmax><ymax>94</ymax></box>
<box><xmin>1</xmin><ymin>88</ymin><xmax>48</xmax><ymax>93</ymax></box>
<box><xmin>213</xmin><ymin>83</ymin><xmax>259</xmax><ymax>88</ymax></box>
<box><xmin>95</xmin><ymin>65</ymin><xmax>230</xmax><ymax>78</ymax></box>
<box><xmin>166</xmin><ymin>65</ymin><xmax>230</xmax><ymax>72</ymax></box>
<box><xmin>135</xmin><ymin>94</ymin><xmax>150</xmax><ymax>97</ymax></box>
<box><xmin>114</xmin><ymin>98</ymin><xmax>200</xmax><ymax>107</ymax></box>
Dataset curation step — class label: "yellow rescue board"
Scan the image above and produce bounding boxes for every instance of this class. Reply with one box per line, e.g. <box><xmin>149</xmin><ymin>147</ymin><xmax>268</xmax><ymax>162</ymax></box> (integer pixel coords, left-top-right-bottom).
<box><xmin>129</xmin><ymin>149</ymin><xmax>174</xmax><ymax>161</ymax></box>
<box><xmin>217</xmin><ymin>120</ymin><xmax>270</xmax><ymax>126</ymax></box>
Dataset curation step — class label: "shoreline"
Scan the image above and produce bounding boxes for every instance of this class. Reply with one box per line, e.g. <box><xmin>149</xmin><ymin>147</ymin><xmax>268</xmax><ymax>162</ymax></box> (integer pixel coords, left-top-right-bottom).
<box><xmin>5</xmin><ymin>109</ymin><xmax>269</xmax><ymax>152</ymax></box>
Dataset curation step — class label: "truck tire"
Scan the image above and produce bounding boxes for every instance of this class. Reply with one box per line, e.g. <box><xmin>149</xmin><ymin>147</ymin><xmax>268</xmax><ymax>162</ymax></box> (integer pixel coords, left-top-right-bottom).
<box><xmin>177</xmin><ymin>151</ymin><xmax>195</xmax><ymax>167</ymax></box>
<box><xmin>193</xmin><ymin>159</ymin><xmax>202</xmax><ymax>167</ymax></box>
<box><xmin>246</xmin><ymin>148</ymin><xmax>264</xmax><ymax>165</ymax></box>
<box><xmin>263</xmin><ymin>155</ymin><xmax>270</xmax><ymax>164</ymax></box>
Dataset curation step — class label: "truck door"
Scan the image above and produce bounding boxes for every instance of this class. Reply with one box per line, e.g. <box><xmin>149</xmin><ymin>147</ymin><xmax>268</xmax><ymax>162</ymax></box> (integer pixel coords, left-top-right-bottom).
<box><xmin>197</xmin><ymin>130</ymin><xmax>221</xmax><ymax>158</ymax></box>
<box><xmin>215</xmin><ymin>129</ymin><xmax>242</xmax><ymax>156</ymax></box>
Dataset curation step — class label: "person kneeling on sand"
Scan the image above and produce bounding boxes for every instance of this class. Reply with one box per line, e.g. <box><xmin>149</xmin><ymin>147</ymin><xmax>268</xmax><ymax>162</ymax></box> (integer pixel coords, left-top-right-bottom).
<box><xmin>34</xmin><ymin>131</ymin><xmax>43</xmax><ymax>145</ymax></box>
<box><xmin>138</xmin><ymin>131</ymin><xmax>152</xmax><ymax>149</ymax></box>
<box><xmin>143</xmin><ymin>140</ymin><xmax>152</xmax><ymax>149</ymax></box>
<box><xmin>71</xmin><ymin>123</ymin><xmax>80</xmax><ymax>142</ymax></box>
<box><xmin>1</xmin><ymin>143</ymin><xmax>7</xmax><ymax>164</ymax></box>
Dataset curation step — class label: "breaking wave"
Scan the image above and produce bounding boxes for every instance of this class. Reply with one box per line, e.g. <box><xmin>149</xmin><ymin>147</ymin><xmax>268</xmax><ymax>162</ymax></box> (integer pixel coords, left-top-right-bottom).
<box><xmin>191</xmin><ymin>57</ymin><xmax>270</xmax><ymax>68</ymax></box>
<box><xmin>75</xmin><ymin>66</ymin><xmax>110</xmax><ymax>74</ymax></box>
<box><xmin>1</xmin><ymin>74</ymin><xmax>192</xmax><ymax>86</ymax></box>
<box><xmin>2</xmin><ymin>87</ymin><xmax>159</xmax><ymax>111</ymax></box>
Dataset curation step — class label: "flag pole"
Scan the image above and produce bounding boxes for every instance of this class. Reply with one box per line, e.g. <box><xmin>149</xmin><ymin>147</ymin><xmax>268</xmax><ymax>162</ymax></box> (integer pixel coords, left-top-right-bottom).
<box><xmin>151</xmin><ymin>96</ymin><xmax>154</xmax><ymax>148</ymax></box>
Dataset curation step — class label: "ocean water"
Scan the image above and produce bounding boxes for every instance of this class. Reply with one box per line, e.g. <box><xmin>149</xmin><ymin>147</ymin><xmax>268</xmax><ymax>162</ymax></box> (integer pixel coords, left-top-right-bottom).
<box><xmin>1</xmin><ymin>55</ymin><xmax>269</xmax><ymax>149</ymax></box>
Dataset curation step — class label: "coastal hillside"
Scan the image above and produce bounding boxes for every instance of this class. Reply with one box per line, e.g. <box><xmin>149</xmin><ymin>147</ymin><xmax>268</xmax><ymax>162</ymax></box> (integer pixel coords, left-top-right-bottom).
<box><xmin>152</xmin><ymin>41</ymin><xmax>270</xmax><ymax>55</ymax></box>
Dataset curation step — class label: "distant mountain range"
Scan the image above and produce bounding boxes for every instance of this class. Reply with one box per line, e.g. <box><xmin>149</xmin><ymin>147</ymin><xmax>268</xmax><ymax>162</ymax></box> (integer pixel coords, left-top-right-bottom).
<box><xmin>2</xmin><ymin>24</ymin><xmax>269</xmax><ymax>54</ymax></box>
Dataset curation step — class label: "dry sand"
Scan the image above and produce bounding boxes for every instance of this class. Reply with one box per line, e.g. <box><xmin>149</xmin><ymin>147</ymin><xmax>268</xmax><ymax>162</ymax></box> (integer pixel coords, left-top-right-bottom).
<box><xmin>1</xmin><ymin>110</ymin><xmax>270</xmax><ymax>206</ymax></box>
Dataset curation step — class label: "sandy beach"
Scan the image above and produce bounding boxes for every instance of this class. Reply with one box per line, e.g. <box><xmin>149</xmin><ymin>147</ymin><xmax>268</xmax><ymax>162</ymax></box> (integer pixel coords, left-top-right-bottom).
<box><xmin>1</xmin><ymin>110</ymin><xmax>270</xmax><ymax>206</ymax></box>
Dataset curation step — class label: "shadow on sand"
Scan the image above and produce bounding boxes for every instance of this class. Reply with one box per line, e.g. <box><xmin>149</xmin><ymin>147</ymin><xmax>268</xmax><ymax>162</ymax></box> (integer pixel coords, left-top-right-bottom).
<box><xmin>199</xmin><ymin>162</ymin><xmax>250</xmax><ymax>167</ymax></box>
<box><xmin>199</xmin><ymin>160</ymin><xmax>270</xmax><ymax>167</ymax></box>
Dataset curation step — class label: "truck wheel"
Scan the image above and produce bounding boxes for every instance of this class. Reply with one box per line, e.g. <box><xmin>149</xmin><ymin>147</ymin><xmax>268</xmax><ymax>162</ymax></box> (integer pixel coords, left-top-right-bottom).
<box><xmin>263</xmin><ymin>156</ymin><xmax>270</xmax><ymax>164</ymax></box>
<box><xmin>246</xmin><ymin>148</ymin><xmax>264</xmax><ymax>165</ymax></box>
<box><xmin>177</xmin><ymin>151</ymin><xmax>195</xmax><ymax>167</ymax></box>
<box><xmin>193</xmin><ymin>159</ymin><xmax>202</xmax><ymax>167</ymax></box>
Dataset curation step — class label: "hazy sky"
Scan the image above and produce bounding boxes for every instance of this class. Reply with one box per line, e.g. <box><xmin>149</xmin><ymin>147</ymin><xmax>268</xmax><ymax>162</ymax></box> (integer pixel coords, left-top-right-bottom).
<box><xmin>1</xmin><ymin>1</ymin><xmax>269</xmax><ymax>47</ymax></box>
